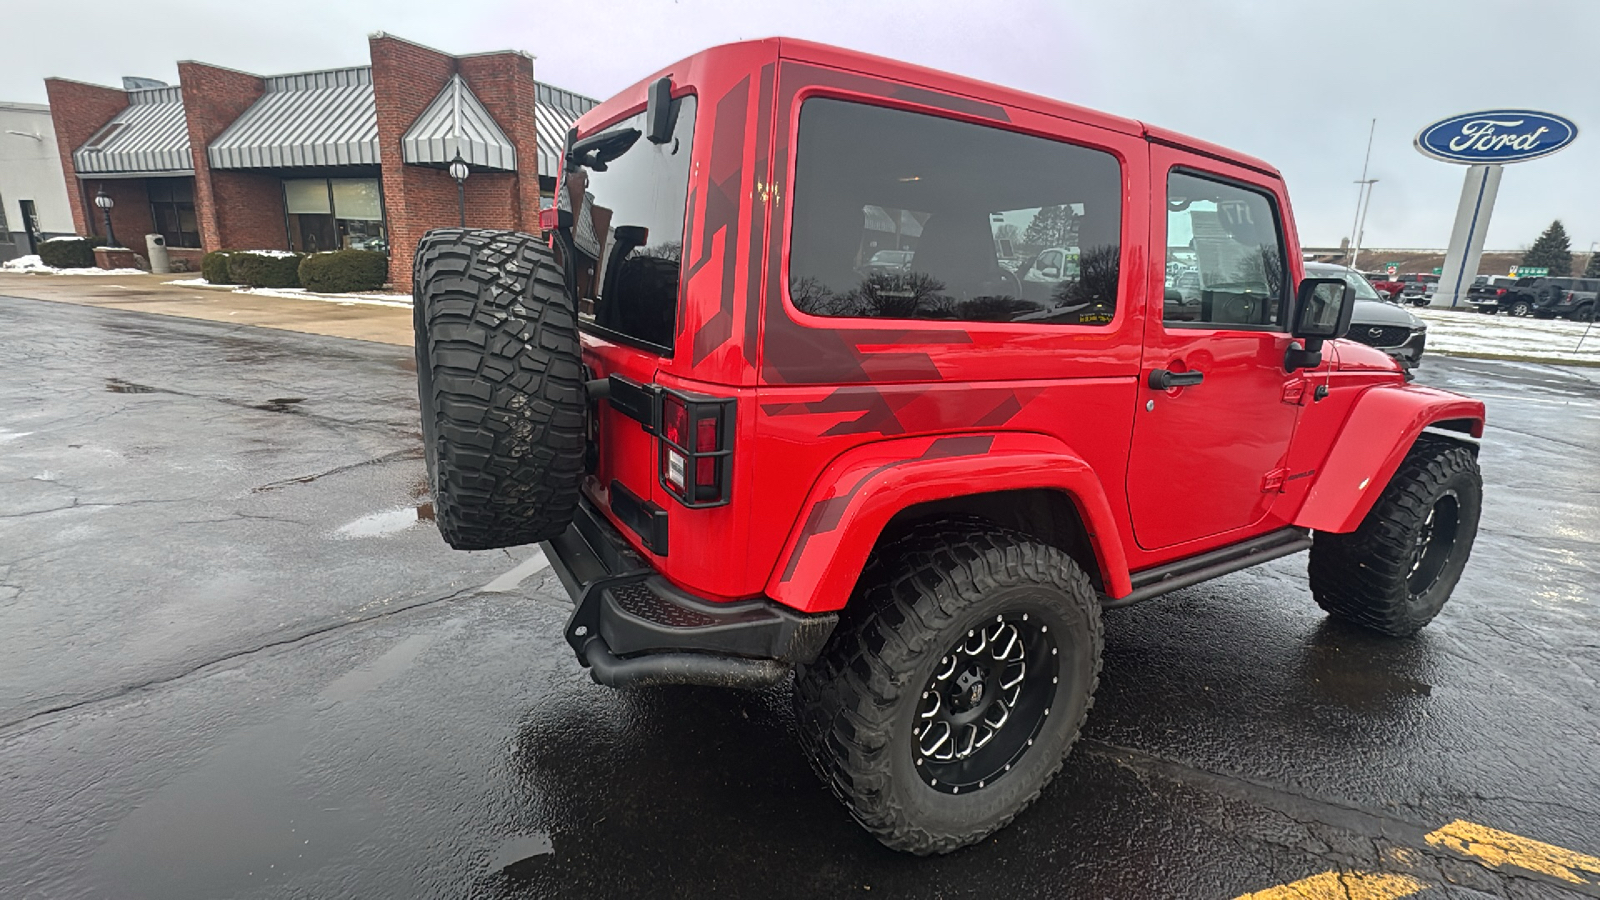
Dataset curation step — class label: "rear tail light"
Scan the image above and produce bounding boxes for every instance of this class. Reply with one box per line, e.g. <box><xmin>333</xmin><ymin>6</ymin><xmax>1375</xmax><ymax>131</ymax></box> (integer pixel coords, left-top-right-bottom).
<box><xmin>657</xmin><ymin>389</ymin><xmax>734</xmax><ymax>508</ymax></box>
<box><xmin>1496</xmin><ymin>288</ymin><xmax>1507</xmax><ymax>295</ymax></box>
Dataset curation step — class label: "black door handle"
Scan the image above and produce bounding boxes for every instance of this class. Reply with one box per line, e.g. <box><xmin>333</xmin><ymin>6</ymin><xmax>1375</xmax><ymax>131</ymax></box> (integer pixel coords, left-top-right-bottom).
<box><xmin>1149</xmin><ymin>368</ymin><xmax>1204</xmax><ymax>390</ymax></box>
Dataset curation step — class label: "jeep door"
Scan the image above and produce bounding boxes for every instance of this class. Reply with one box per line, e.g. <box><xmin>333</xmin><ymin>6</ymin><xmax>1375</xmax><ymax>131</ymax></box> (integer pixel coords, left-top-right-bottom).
<box><xmin>1125</xmin><ymin>148</ymin><xmax>1305</xmax><ymax>550</ymax></box>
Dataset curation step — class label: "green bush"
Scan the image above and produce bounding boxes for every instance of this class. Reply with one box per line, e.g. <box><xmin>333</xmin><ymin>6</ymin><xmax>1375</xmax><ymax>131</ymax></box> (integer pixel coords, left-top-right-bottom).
<box><xmin>228</xmin><ymin>250</ymin><xmax>305</xmax><ymax>289</ymax></box>
<box><xmin>298</xmin><ymin>250</ymin><xmax>389</xmax><ymax>293</ymax></box>
<box><xmin>201</xmin><ymin>250</ymin><xmax>236</xmax><ymax>284</ymax></box>
<box><xmin>37</xmin><ymin>236</ymin><xmax>106</xmax><ymax>269</ymax></box>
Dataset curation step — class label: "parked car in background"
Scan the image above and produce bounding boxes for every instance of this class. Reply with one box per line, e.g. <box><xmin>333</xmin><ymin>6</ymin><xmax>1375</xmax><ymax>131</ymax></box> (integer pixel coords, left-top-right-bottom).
<box><xmin>1534</xmin><ymin>279</ymin><xmax>1598</xmax><ymax>321</ymax></box>
<box><xmin>1399</xmin><ymin>273</ymin><xmax>1440</xmax><ymax>306</ymax></box>
<box><xmin>1464</xmin><ymin>275</ymin><xmax>1520</xmax><ymax>313</ymax></box>
<box><xmin>1495</xmin><ymin>276</ymin><xmax>1600</xmax><ymax>319</ymax></box>
<box><xmin>861</xmin><ymin>249</ymin><xmax>913</xmax><ymax>276</ymax></box>
<box><xmin>1366</xmin><ymin>273</ymin><xmax>1404</xmax><ymax>301</ymax></box>
<box><xmin>1306</xmin><ymin>262</ymin><xmax>1428</xmax><ymax>366</ymax></box>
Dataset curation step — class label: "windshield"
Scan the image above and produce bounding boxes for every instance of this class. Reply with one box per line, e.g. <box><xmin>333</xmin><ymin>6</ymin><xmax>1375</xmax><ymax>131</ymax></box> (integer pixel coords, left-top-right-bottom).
<box><xmin>558</xmin><ymin>95</ymin><xmax>698</xmax><ymax>352</ymax></box>
<box><xmin>1344</xmin><ymin>271</ymin><xmax>1383</xmax><ymax>301</ymax></box>
<box><xmin>1307</xmin><ymin>265</ymin><xmax>1382</xmax><ymax>301</ymax></box>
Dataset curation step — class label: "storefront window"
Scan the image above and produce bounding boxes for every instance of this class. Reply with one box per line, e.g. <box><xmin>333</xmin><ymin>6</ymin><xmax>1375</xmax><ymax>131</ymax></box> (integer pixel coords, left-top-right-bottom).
<box><xmin>284</xmin><ymin>178</ymin><xmax>387</xmax><ymax>253</ymax></box>
<box><xmin>148</xmin><ymin>178</ymin><xmax>199</xmax><ymax>248</ymax></box>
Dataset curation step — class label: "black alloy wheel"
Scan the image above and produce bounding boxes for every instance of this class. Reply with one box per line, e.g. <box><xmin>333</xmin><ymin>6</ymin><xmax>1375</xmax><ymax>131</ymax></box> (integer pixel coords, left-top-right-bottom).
<box><xmin>1405</xmin><ymin>492</ymin><xmax>1460</xmax><ymax>599</ymax></box>
<box><xmin>913</xmin><ymin>613</ymin><xmax>1060</xmax><ymax>794</ymax></box>
<box><xmin>794</xmin><ymin>524</ymin><xmax>1102</xmax><ymax>855</ymax></box>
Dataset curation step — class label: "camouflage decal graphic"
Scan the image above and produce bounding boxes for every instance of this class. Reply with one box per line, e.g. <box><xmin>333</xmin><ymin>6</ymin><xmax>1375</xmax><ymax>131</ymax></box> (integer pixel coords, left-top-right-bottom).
<box><xmin>887</xmin><ymin>84</ymin><xmax>1010</xmax><ymax>122</ymax></box>
<box><xmin>687</xmin><ymin>75</ymin><xmax>750</xmax><ymax>366</ymax></box>
<box><xmin>778</xmin><ymin>435</ymin><xmax>996</xmax><ymax>582</ymax></box>
<box><xmin>742</xmin><ymin>63</ymin><xmax>775</xmax><ymax>371</ymax></box>
<box><xmin>763</xmin><ymin>385</ymin><xmax>1038</xmax><ymax>437</ymax></box>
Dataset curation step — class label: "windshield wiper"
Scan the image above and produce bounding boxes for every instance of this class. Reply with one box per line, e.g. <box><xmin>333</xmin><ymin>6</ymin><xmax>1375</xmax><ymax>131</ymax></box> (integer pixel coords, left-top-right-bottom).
<box><xmin>567</xmin><ymin>128</ymin><xmax>641</xmax><ymax>172</ymax></box>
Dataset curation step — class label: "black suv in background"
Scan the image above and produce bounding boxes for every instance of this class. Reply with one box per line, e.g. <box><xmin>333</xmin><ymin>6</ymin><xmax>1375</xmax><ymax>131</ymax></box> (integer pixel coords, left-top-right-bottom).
<box><xmin>1490</xmin><ymin>277</ymin><xmax>1599</xmax><ymax>320</ymax></box>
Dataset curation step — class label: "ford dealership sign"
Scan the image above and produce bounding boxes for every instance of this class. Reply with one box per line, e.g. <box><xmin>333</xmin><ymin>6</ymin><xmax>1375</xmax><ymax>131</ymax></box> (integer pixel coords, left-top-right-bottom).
<box><xmin>1415</xmin><ymin>110</ymin><xmax>1578</xmax><ymax>164</ymax></box>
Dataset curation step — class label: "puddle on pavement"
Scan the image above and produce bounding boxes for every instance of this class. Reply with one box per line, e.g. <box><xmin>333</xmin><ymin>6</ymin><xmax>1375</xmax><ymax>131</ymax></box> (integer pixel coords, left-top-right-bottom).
<box><xmin>254</xmin><ymin>397</ymin><xmax>306</xmax><ymax>413</ymax></box>
<box><xmin>487</xmin><ymin>832</ymin><xmax>554</xmax><ymax>874</ymax></box>
<box><xmin>105</xmin><ymin>378</ymin><xmax>159</xmax><ymax>394</ymax></box>
<box><xmin>334</xmin><ymin>505</ymin><xmax>434</xmax><ymax>538</ymax></box>
<box><xmin>85</xmin><ymin>720</ymin><xmax>369</xmax><ymax>898</ymax></box>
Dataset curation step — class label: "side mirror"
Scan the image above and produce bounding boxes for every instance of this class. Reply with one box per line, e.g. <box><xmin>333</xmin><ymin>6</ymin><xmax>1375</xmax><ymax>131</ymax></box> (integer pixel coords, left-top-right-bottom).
<box><xmin>646</xmin><ymin>77</ymin><xmax>675</xmax><ymax>144</ymax></box>
<box><xmin>1286</xmin><ymin>277</ymin><xmax>1355</xmax><ymax>371</ymax></box>
<box><xmin>1040</xmin><ymin>266</ymin><xmax>1060</xmax><ymax>278</ymax></box>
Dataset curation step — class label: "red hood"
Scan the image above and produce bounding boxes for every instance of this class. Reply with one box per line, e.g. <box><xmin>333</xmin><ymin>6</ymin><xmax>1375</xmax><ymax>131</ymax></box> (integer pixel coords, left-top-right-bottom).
<box><xmin>1331</xmin><ymin>339</ymin><xmax>1404</xmax><ymax>374</ymax></box>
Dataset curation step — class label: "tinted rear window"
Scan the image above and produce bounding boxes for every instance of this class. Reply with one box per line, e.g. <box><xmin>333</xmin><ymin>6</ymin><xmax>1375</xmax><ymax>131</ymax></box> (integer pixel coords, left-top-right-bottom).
<box><xmin>788</xmin><ymin>98</ymin><xmax>1123</xmax><ymax>326</ymax></box>
<box><xmin>559</xmin><ymin>95</ymin><xmax>697</xmax><ymax>353</ymax></box>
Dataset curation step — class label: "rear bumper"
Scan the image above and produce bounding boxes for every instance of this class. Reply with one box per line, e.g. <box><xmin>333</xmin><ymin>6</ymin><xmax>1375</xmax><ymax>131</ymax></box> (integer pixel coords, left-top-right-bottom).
<box><xmin>541</xmin><ymin>498</ymin><xmax>838</xmax><ymax>689</ymax></box>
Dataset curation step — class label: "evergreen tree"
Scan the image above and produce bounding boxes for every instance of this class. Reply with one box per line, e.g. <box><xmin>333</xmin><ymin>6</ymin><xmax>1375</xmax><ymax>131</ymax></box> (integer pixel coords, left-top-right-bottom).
<box><xmin>1522</xmin><ymin>220</ymin><xmax>1573</xmax><ymax>276</ymax></box>
<box><xmin>1023</xmin><ymin>206</ymin><xmax>1067</xmax><ymax>247</ymax></box>
<box><xmin>1585</xmin><ymin>250</ymin><xmax>1600</xmax><ymax>278</ymax></box>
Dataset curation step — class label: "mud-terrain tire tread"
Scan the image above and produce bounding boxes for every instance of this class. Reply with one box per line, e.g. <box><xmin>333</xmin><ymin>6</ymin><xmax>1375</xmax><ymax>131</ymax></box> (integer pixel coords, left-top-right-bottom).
<box><xmin>793</xmin><ymin>523</ymin><xmax>1103</xmax><ymax>855</ymax></box>
<box><xmin>413</xmin><ymin>228</ymin><xmax>585</xmax><ymax>550</ymax></box>
<box><xmin>1308</xmin><ymin>435</ymin><xmax>1481</xmax><ymax>637</ymax></box>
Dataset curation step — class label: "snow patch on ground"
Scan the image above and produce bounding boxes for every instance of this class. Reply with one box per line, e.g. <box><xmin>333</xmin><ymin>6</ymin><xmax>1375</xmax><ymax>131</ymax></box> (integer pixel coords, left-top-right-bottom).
<box><xmin>1415</xmin><ymin>308</ymin><xmax>1600</xmax><ymax>363</ymax></box>
<box><xmin>164</xmin><ymin>278</ymin><xmax>410</xmax><ymax>307</ymax></box>
<box><xmin>235</xmin><ymin>249</ymin><xmax>302</xmax><ymax>259</ymax></box>
<box><xmin>237</xmin><ymin>287</ymin><xmax>411</xmax><ymax>308</ymax></box>
<box><xmin>1</xmin><ymin>255</ymin><xmax>146</xmax><ymax>276</ymax></box>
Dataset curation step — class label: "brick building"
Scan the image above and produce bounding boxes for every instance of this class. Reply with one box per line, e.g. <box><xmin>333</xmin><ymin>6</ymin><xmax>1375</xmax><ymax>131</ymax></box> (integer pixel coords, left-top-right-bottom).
<box><xmin>44</xmin><ymin>33</ymin><xmax>594</xmax><ymax>290</ymax></box>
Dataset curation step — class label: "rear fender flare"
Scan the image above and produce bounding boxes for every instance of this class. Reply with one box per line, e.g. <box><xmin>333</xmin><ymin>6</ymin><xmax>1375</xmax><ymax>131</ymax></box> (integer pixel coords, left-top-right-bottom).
<box><xmin>1296</xmin><ymin>384</ymin><xmax>1485</xmax><ymax>534</ymax></box>
<box><xmin>765</xmin><ymin>432</ymin><xmax>1131</xmax><ymax>614</ymax></box>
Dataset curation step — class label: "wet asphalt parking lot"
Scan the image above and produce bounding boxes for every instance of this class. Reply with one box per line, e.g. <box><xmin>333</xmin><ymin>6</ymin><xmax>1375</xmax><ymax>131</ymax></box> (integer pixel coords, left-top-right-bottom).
<box><xmin>2</xmin><ymin>294</ymin><xmax>1598</xmax><ymax>899</ymax></box>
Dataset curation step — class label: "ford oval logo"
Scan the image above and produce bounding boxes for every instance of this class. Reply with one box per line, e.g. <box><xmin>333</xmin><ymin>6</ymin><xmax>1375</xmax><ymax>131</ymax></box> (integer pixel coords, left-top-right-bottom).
<box><xmin>1415</xmin><ymin>110</ymin><xmax>1579</xmax><ymax>164</ymax></box>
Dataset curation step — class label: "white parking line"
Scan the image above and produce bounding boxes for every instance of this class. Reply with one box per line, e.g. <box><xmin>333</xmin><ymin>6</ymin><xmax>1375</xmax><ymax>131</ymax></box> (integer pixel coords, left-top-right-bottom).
<box><xmin>479</xmin><ymin>547</ymin><xmax>551</xmax><ymax>593</ymax></box>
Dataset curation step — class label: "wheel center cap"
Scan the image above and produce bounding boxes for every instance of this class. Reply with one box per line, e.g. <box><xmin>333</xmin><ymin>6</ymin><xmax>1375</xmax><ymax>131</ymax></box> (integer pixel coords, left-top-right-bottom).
<box><xmin>954</xmin><ymin>667</ymin><xmax>986</xmax><ymax>709</ymax></box>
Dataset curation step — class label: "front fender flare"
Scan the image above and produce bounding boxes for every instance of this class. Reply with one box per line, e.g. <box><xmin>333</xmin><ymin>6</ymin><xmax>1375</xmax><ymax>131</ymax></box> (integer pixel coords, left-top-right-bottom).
<box><xmin>765</xmin><ymin>432</ymin><xmax>1131</xmax><ymax>614</ymax></box>
<box><xmin>1295</xmin><ymin>383</ymin><xmax>1485</xmax><ymax>534</ymax></box>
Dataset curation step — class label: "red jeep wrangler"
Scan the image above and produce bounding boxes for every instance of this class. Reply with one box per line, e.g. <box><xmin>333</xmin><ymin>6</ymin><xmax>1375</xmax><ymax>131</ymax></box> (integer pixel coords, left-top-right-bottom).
<box><xmin>412</xmin><ymin>38</ymin><xmax>1486</xmax><ymax>854</ymax></box>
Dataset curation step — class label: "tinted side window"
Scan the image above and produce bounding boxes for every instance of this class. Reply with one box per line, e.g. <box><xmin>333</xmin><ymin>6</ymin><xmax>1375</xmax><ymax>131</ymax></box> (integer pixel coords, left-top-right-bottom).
<box><xmin>1164</xmin><ymin>171</ymin><xmax>1287</xmax><ymax>328</ymax></box>
<box><xmin>788</xmin><ymin>98</ymin><xmax>1123</xmax><ymax>326</ymax></box>
<box><xmin>560</xmin><ymin>95</ymin><xmax>697</xmax><ymax>352</ymax></box>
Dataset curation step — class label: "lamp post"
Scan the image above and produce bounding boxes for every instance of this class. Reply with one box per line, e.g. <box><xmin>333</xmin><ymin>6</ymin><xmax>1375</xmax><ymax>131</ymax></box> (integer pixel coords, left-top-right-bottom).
<box><xmin>1349</xmin><ymin>178</ymin><xmax>1378</xmax><ymax>271</ymax></box>
<box><xmin>93</xmin><ymin>185</ymin><xmax>117</xmax><ymax>248</ymax></box>
<box><xmin>448</xmin><ymin>153</ymin><xmax>469</xmax><ymax>228</ymax></box>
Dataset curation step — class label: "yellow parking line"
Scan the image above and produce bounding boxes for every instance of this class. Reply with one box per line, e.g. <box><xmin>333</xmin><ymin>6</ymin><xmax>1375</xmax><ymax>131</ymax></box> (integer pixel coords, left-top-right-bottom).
<box><xmin>1234</xmin><ymin>870</ymin><xmax>1428</xmax><ymax>900</ymax></box>
<box><xmin>1425</xmin><ymin>819</ymin><xmax>1600</xmax><ymax>885</ymax></box>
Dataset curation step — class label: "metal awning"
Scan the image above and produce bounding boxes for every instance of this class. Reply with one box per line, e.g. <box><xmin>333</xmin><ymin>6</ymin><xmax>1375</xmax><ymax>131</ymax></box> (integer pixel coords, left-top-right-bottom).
<box><xmin>208</xmin><ymin>67</ymin><xmax>378</xmax><ymax>169</ymax></box>
<box><xmin>534</xmin><ymin>82</ymin><xmax>597</xmax><ymax>177</ymax></box>
<box><xmin>73</xmin><ymin>86</ymin><xmax>192</xmax><ymax>175</ymax></box>
<box><xmin>402</xmin><ymin>75</ymin><xmax>516</xmax><ymax>171</ymax></box>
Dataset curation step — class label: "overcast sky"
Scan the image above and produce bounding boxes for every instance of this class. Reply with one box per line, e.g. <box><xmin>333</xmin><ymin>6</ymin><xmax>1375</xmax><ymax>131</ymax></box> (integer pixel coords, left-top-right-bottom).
<box><xmin>7</xmin><ymin>0</ymin><xmax>1595</xmax><ymax>254</ymax></box>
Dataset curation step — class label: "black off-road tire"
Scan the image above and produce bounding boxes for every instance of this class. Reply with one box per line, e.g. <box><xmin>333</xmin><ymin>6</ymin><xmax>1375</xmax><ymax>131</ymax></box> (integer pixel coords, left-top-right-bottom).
<box><xmin>793</xmin><ymin>523</ymin><xmax>1102</xmax><ymax>855</ymax></box>
<box><xmin>1309</xmin><ymin>436</ymin><xmax>1482</xmax><ymax>637</ymax></box>
<box><xmin>1507</xmin><ymin>299</ymin><xmax>1532</xmax><ymax>317</ymax></box>
<box><xmin>412</xmin><ymin>228</ymin><xmax>585</xmax><ymax>551</ymax></box>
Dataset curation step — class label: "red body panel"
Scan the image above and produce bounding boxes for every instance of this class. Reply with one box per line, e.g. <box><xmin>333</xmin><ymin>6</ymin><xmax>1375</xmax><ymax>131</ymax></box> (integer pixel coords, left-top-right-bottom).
<box><xmin>767</xmin><ymin>432</ymin><xmax>1133</xmax><ymax>613</ymax></box>
<box><xmin>561</xmin><ymin>38</ymin><xmax>1486</xmax><ymax>613</ymax></box>
<box><xmin>1294</xmin><ymin>382</ymin><xmax>1486</xmax><ymax>533</ymax></box>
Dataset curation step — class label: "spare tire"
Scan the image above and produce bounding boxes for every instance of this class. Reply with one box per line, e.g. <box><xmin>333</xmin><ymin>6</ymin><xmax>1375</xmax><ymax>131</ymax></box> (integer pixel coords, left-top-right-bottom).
<box><xmin>412</xmin><ymin>228</ymin><xmax>586</xmax><ymax>550</ymax></box>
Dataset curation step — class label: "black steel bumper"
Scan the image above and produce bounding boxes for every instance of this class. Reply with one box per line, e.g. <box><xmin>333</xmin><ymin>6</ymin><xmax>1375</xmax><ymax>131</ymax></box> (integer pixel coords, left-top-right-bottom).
<box><xmin>540</xmin><ymin>498</ymin><xmax>838</xmax><ymax>689</ymax></box>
